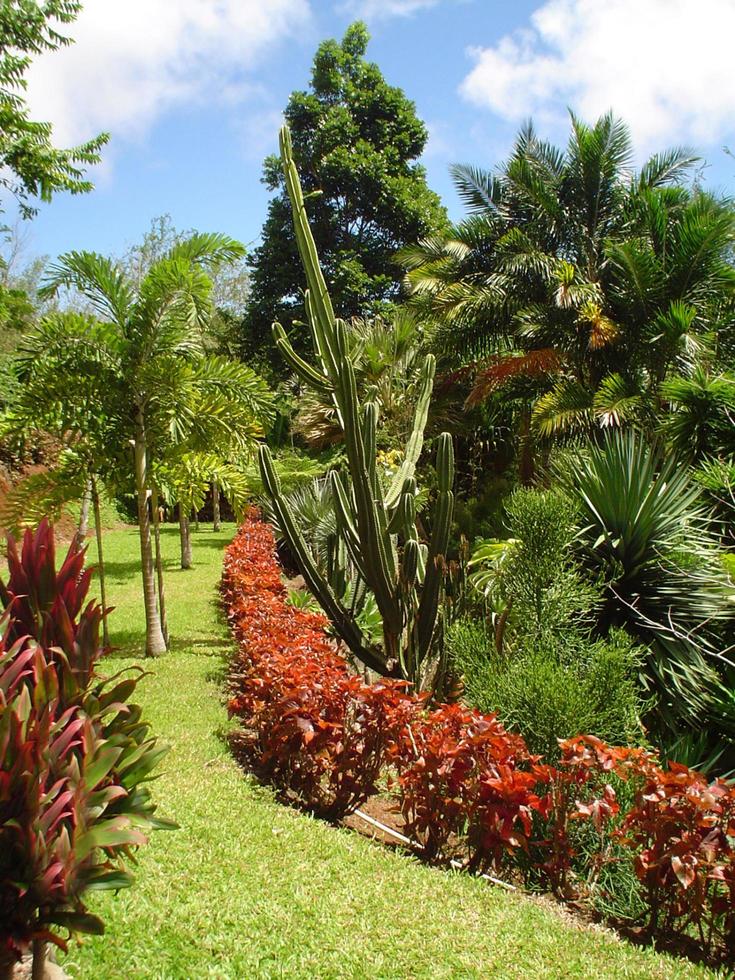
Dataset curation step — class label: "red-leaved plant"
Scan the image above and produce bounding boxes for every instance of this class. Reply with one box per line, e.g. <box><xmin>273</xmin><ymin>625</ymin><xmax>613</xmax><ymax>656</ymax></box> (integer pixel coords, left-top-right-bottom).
<box><xmin>225</xmin><ymin>513</ymin><xmax>415</xmax><ymax>819</ymax></box>
<box><xmin>223</xmin><ymin>512</ymin><xmax>735</xmax><ymax>965</ymax></box>
<box><xmin>0</xmin><ymin>521</ymin><xmax>171</xmax><ymax>978</ymax></box>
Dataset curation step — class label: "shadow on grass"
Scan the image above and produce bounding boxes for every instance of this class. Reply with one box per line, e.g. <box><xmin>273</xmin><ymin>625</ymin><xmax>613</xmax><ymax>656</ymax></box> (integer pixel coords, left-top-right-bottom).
<box><xmin>96</xmin><ymin>559</ymin><xmax>143</xmax><ymax>580</ymax></box>
<box><xmin>103</xmin><ymin>632</ymin><xmax>232</xmax><ymax>660</ymax></box>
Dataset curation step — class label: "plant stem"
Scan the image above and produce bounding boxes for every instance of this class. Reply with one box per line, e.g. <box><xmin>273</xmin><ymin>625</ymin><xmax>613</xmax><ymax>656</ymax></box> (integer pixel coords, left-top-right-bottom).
<box><xmin>74</xmin><ymin>476</ymin><xmax>92</xmax><ymax>550</ymax></box>
<box><xmin>0</xmin><ymin>951</ymin><xmax>14</xmax><ymax>980</ymax></box>
<box><xmin>179</xmin><ymin>503</ymin><xmax>193</xmax><ymax>569</ymax></box>
<box><xmin>212</xmin><ymin>477</ymin><xmax>221</xmax><ymax>532</ymax></box>
<box><xmin>151</xmin><ymin>486</ymin><xmax>169</xmax><ymax>647</ymax></box>
<box><xmin>31</xmin><ymin>940</ymin><xmax>45</xmax><ymax>980</ymax></box>
<box><xmin>134</xmin><ymin>407</ymin><xmax>167</xmax><ymax>657</ymax></box>
<box><xmin>91</xmin><ymin>475</ymin><xmax>110</xmax><ymax>649</ymax></box>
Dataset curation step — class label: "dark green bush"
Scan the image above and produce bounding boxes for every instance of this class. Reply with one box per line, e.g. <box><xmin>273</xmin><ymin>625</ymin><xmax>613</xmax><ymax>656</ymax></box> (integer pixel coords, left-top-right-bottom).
<box><xmin>449</xmin><ymin>620</ymin><xmax>644</xmax><ymax>759</ymax></box>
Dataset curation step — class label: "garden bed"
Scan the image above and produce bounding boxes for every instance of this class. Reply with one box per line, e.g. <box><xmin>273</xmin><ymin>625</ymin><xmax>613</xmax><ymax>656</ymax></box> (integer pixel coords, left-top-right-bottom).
<box><xmin>223</xmin><ymin>512</ymin><xmax>735</xmax><ymax>971</ymax></box>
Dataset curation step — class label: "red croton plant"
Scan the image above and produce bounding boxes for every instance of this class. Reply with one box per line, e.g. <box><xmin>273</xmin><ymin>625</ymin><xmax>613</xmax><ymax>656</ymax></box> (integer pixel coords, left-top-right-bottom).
<box><xmin>224</xmin><ymin>513</ymin><xmax>415</xmax><ymax>820</ymax></box>
<box><xmin>0</xmin><ymin>520</ymin><xmax>171</xmax><ymax>979</ymax></box>
<box><xmin>225</xmin><ymin>512</ymin><xmax>735</xmax><ymax>964</ymax></box>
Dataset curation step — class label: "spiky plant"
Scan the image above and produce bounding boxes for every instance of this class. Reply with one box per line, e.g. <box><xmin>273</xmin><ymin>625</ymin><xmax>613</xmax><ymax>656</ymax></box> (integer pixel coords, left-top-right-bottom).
<box><xmin>554</xmin><ymin>430</ymin><xmax>735</xmax><ymax>736</ymax></box>
<box><xmin>259</xmin><ymin>127</ymin><xmax>455</xmax><ymax>690</ymax></box>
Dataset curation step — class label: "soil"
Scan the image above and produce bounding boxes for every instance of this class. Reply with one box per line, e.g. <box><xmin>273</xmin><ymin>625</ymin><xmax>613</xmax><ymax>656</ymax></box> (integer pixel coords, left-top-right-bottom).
<box><xmin>343</xmin><ymin>793</ymin><xmax>408</xmax><ymax>849</ymax></box>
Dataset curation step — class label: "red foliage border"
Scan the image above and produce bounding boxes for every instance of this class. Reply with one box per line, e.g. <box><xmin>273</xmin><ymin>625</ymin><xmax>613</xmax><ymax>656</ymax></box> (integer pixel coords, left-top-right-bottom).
<box><xmin>223</xmin><ymin>512</ymin><xmax>735</xmax><ymax>961</ymax></box>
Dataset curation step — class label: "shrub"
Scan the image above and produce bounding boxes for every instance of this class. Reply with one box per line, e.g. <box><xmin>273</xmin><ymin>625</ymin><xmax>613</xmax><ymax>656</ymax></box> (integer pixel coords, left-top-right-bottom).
<box><xmin>552</xmin><ymin>736</ymin><xmax>735</xmax><ymax>957</ymax></box>
<box><xmin>495</xmin><ymin>488</ymin><xmax>599</xmax><ymax>640</ymax></box>
<box><xmin>0</xmin><ymin>521</ymin><xmax>170</xmax><ymax>975</ymax></box>
<box><xmin>389</xmin><ymin>701</ymin><xmax>537</xmax><ymax>872</ymax></box>
<box><xmin>449</xmin><ymin>620</ymin><xmax>644</xmax><ymax>760</ymax></box>
<box><xmin>553</xmin><ymin>430</ymin><xmax>734</xmax><ymax>738</ymax></box>
<box><xmin>224</xmin><ymin>513</ymin><xmax>415</xmax><ymax>820</ymax></box>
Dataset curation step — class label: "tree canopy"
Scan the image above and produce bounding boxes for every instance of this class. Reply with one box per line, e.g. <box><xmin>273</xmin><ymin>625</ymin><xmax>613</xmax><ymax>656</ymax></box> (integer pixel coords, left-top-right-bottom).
<box><xmin>241</xmin><ymin>21</ymin><xmax>446</xmax><ymax>367</ymax></box>
<box><xmin>0</xmin><ymin>0</ymin><xmax>108</xmax><ymax>217</ymax></box>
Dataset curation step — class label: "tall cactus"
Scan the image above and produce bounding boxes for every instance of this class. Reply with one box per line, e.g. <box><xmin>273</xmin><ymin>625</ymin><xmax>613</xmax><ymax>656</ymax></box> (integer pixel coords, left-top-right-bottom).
<box><xmin>259</xmin><ymin>125</ymin><xmax>454</xmax><ymax>687</ymax></box>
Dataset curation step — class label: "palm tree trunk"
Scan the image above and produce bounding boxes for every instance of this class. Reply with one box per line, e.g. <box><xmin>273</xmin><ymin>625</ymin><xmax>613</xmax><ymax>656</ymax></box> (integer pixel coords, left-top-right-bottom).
<box><xmin>74</xmin><ymin>477</ymin><xmax>92</xmax><ymax>550</ymax></box>
<box><xmin>194</xmin><ymin>508</ymin><xmax>199</xmax><ymax>531</ymax></box>
<box><xmin>91</xmin><ymin>476</ymin><xmax>111</xmax><ymax>650</ymax></box>
<box><xmin>179</xmin><ymin>503</ymin><xmax>193</xmax><ymax>569</ymax></box>
<box><xmin>518</xmin><ymin>406</ymin><xmax>535</xmax><ymax>486</ymax></box>
<box><xmin>150</xmin><ymin>486</ymin><xmax>169</xmax><ymax>647</ymax></box>
<box><xmin>134</xmin><ymin>407</ymin><xmax>167</xmax><ymax>657</ymax></box>
<box><xmin>212</xmin><ymin>477</ymin><xmax>221</xmax><ymax>532</ymax></box>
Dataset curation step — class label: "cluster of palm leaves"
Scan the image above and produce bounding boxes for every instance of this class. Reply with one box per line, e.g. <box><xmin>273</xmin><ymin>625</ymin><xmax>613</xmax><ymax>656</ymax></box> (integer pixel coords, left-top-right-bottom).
<box><xmin>553</xmin><ymin>432</ymin><xmax>734</xmax><ymax>741</ymax></box>
<box><xmin>400</xmin><ymin>113</ymin><xmax>735</xmax><ymax>468</ymax></box>
<box><xmin>287</xmin><ymin>308</ymin><xmax>431</xmax><ymax>450</ymax></box>
<box><xmin>4</xmin><ymin>236</ymin><xmax>274</xmax><ymax>655</ymax></box>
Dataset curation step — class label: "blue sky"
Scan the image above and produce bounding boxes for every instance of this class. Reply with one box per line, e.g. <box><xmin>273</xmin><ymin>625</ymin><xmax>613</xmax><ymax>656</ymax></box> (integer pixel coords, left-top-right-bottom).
<box><xmin>17</xmin><ymin>0</ymin><xmax>735</xmax><ymax>265</ymax></box>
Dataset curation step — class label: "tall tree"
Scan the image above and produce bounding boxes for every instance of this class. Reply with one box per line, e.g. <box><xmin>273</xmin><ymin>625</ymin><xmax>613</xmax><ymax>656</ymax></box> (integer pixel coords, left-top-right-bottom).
<box><xmin>35</xmin><ymin>236</ymin><xmax>272</xmax><ymax>656</ymax></box>
<box><xmin>0</xmin><ymin>0</ymin><xmax>107</xmax><ymax>217</ymax></box>
<box><xmin>241</xmin><ymin>21</ymin><xmax>446</xmax><ymax>368</ymax></box>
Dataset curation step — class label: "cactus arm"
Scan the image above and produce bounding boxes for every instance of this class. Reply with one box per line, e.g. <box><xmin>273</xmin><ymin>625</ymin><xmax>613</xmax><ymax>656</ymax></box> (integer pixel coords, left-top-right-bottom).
<box><xmin>272</xmin><ymin>322</ymin><xmax>333</xmax><ymax>397</ymax></box>
<box><xmin>330</xmin><ymin>472</ymin><xmax>369</xmax><ymax>581</ymax></box>
<box><xmin>415</xmin><ymin>433</ymin><xmax>455</xmax><ymax>664</ymax></box>
<box><xmin>303</xmin><ymin>291</ymin><xmax>341</xmax><ymax>395</ymax></box>
<box><xmin>280</xmin><ymin>126</ymin><xmax>340</xmax><ymax>381</ymax></box>
<box><xmin>339</xmin><ymin>357</ymin><xmax>399</xmax><ymax>616</ymax></box>
<box><xmin>385</xmin><ymin>354</ymin><xmax>436</xmax><ymax>510</ymax></box>
<box><xmin>259</xmin><ymin>446</ymin><xmax>388</xmax><ymax>674</ymax></box>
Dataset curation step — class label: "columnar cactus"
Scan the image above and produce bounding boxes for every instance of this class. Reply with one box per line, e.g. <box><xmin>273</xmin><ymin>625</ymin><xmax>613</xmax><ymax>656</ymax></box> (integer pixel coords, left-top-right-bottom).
<box><xmin>259</xmin><ymin>126</ymin><xmax>454</xmax><ymax>688</ymax></box>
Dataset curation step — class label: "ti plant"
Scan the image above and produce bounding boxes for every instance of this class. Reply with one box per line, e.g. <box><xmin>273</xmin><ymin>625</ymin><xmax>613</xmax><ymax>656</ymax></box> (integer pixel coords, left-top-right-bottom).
<box><xmin>259</xmin><ymin>126</ymin><xmax>455</xmax><ymax>690</ymax></box>
<box><xmin>0</xmin><ymin>521</ymin><xmax>172</xmax><ymax>978</ymax></box>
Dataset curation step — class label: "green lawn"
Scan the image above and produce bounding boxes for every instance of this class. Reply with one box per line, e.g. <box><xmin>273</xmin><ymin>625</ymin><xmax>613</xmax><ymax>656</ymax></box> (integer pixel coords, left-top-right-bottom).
<box><xmin>59</xmin><ymin>523</ymin><xmax>716</xmax><ymax>979</ymax></box>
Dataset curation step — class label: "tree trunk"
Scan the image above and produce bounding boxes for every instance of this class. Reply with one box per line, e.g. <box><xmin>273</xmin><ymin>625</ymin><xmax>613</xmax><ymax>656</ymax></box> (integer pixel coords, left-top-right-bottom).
<box><xmin>518</xmin><ymin>406</ymin><xmax>535</xmax><ymax>486</ymax></box>
<box><xmin>151</xmin><ymin>486</ymin><xmax>169</xmax><ymax>647</ymax></box>
<box><xmin>212</xmin><ymin>477</ymin><xmax>221</xmax><ymax>532</ymax></box>
<box><xmin>91</xmin><ymin>476</ymin><xmax>111</xmax><ymax>650</ymax></box>
<box><xmin>134</xmin><ymin>408</ymin><xmax>167</xmax><ymax>657</ymax></box>
<box><xmin>194</xmin><ymin>509</ymin><xmax>199</xmax><ymax>531</ymax></box>
<box><xmin>0</xmin><ymin>951</ymin><xmax>15</xmax><ymax>980</ymax></box>
<box><xmin>179</xmin><ymin>503</ymin><xmax>193</xmax><ymax>569</ymax></box>
<box><xmin>74</xmin><ymin>477</ymin><xmax>92</xmax><ymax>550</ymax></box>
<box><xmin>31</xmin><ymin>941</ymin><xmax>45</xmax><ymax>980</ymax></box>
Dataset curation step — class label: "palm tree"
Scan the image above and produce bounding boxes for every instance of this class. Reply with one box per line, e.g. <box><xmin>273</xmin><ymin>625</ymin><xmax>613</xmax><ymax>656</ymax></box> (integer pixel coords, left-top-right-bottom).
<box><xmin>661</xmin><ymin>368</ymin><xmax>735</xmax><ymax>462</ymax></box>
<box><xmin>5</xmin><ymin>310</ymin><xmax>131</xmax><ymax>648</ymax></box>
<box><xmin>32</xmin><ymin>236</ymin><xmax>271</xmax><ymax>656</ymax></box>
<box><xmin>400</xmin><ymin>114</ymin><xmax>732</xmax><ymax>469</ymax></box>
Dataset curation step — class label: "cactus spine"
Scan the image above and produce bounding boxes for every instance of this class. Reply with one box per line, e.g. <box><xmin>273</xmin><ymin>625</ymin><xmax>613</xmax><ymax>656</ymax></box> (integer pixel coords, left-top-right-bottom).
<box><xmin>259</xmin><ymin>124</ymin><xmax>454</xmax><ymax>686</ymax></box>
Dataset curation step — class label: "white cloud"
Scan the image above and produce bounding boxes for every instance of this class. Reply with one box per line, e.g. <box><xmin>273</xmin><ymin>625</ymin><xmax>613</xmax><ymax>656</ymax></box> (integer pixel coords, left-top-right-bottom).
<box><xmin>25</xmin><ymin>0</ymin><xmax>312</xmax><ymax>146</ymax></box>
<box><xmin>460</xmin><ymin>0</ymin><xmax>735</xmax><ymax>149</ymax></box>
<box><xmin>235</xmin><ymin>108</ymin><xmax>286</xmax><ymax>162</ymax></box>
<box><xmin>423</xmin><ymin>119</ymin><xmax>452</xmax><ymax>158</ymax></box>
<box><xmin>338</xmin><ymin>0</ymin><xmax>442</xmax><ymax>18</ymax></box>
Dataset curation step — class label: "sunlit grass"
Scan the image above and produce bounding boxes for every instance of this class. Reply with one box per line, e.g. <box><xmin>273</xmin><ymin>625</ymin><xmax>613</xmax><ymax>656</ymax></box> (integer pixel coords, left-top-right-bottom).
<box><xmin>59</xmin><ymin>523</ymin><xmax>714</xmax><ymax>979</ymax></box>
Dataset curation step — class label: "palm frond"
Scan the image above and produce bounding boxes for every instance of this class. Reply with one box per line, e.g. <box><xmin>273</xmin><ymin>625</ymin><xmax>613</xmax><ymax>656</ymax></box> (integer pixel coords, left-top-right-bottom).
<box><xmin>449</xmin><ymin>164</ymin><xmax>504</xmax><ymax>214</ymax></box>
<box><xmin>166</xmin><ymin>232</ymin><xmax>246</xmax><ymax>270</ymax></box>
<box><xmin>39</xmin><ymin>250</ymin><xmax>134</xmax><ymax>325</ymax></box>
<box><xmin>592</xmin><ymin>373</ymin><xmax>643</xmax><ymax>428</ymax></box>
<box><xmin>531</xmin><ymin>378</ymin><xmax>593</xmax><ymax>438</ymax></box>
<box><xmin>638</xmin><ymin>147</ymin><xmax>700</xmax><ymax>189</ymax></box>
<box><xmin>467</xmin><ymin>348</ymin><xmax>561</xmax><ymax>406</ymax></box>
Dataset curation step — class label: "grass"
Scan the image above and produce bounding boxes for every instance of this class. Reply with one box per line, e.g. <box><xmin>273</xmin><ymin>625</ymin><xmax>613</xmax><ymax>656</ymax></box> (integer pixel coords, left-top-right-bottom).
<box><xmin>59</xmin><ymin>522</ymin><xmax>716</xmax><ymax>979</ymax></box>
